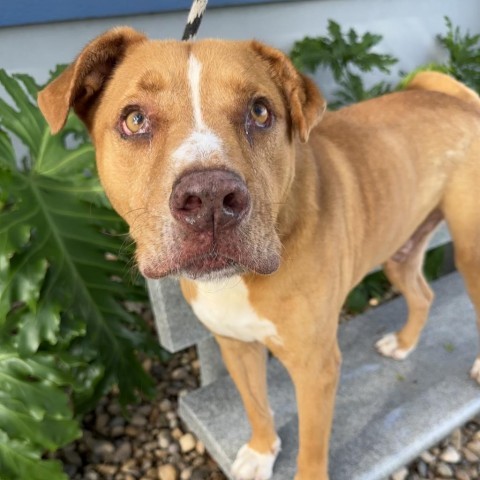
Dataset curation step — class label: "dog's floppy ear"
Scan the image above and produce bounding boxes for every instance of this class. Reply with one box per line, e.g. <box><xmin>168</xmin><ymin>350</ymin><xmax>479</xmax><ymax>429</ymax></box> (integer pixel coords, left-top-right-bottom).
<box><xmin>250</xmin><ymin>41</ymin><xmax>326</xmax><ymax>143</ymax></box>
<box><xmin>38</xmin><ymin>27</ymin><xmax>147</xmax><ymax>134</ymax></box>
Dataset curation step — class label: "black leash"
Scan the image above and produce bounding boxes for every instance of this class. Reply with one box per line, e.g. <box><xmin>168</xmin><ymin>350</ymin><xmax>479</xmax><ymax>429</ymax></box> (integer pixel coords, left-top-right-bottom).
<box><xmin>182</xmin><ymin>0</ymin><xmax>209</xmax><ymax>41</ymax></box>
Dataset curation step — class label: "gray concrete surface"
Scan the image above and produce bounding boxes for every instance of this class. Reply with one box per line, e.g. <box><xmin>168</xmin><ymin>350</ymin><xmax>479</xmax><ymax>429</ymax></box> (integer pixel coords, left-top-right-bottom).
<box><xmin>147</xmin><ymin>278</ymin><xmax>210</xmax><ymax>353</ymax></box>
<box><xmin>180</xmin><ymin>271</ymin><xmax>480</xmax><ymax>479</ymax></box>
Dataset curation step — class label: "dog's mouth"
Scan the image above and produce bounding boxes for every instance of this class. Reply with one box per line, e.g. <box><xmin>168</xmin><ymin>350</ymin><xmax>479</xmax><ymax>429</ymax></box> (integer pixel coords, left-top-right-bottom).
<box><xmin>140</xmin><ymin>238</ymin><xmax>281</xmax><ymax>281</ymax></box>
<box><xmin>172</xmin><ymin>250</ymin><xmax>246</xmax><ymax>280</ymax></box>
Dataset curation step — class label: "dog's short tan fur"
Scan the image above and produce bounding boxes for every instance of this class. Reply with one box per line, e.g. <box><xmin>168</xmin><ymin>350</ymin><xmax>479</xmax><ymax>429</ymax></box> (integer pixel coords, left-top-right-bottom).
<box><xmin>39</xmin><ymin>28</ymin><xmax>480</xmax><ymax>479</ymax></box>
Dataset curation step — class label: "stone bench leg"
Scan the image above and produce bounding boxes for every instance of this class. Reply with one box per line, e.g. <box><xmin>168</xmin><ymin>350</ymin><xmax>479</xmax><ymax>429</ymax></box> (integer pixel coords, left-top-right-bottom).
<box><xmin>197</xmin><ymin>336</ymin><xmax>228</xmax><ymax>386</ymax></box>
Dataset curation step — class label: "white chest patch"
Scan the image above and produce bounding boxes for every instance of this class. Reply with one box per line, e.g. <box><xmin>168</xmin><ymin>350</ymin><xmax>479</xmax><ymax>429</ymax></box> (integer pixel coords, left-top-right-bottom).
<box><xmin>191</xmin><ymin>277</ymin><xmax>282</xmax><ymax>345</ymax></box>
<box><xmin>171</xmin><ymin>54</ymin><xmax>224</xmax><ymax>166</ymax></box>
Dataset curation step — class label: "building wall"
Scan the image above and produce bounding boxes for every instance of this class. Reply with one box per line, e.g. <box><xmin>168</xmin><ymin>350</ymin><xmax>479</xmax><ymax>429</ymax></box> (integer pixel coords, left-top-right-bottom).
<box><xmin>0</xmin><ymin>0</ymin><xmax>479</xmax><ymax>100</ymax></box>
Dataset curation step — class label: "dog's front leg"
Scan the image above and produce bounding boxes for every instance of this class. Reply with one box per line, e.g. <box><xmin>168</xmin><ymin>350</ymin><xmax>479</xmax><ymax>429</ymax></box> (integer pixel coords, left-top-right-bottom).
<box><xmin>278</xmin><ymin>333</ymin><xmax>341</xmax><ymax>480</ymax></box>
<box><xmin>215</xmin><ymin>335</ymin><xmax>280</xmax><ymax>480</ymax></box>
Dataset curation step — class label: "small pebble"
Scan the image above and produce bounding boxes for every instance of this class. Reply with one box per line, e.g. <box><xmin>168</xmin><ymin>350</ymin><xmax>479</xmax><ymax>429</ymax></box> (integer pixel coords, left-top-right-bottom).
<box><xmin>94</xmin><ymin>440</ymin><xmax>115</xmax><ymax>458</ymax></box>
<box><xmin>158</xmin><ymin>464</ymin><xmax>178</xmax><ymax>480</ymax></box>
<box><xmin>455</xmin><ymin>468</ymin><xmax>471</xmax><ymax>480</ymax></box>
<box><xmin>436</xmin><ymin>462</ymin><xmax>454</xmax><ymax>478</ymax></box>
<box><xmin>96</xmin><ymin>464</ymin><xmax>117</xmax><ymax>476</ymax></box>
<box><xmin>180</xmin><ymin>468</ymin><xmax>192</xmax><ymax>480</ymax></box>
<box><xmin>179</xmin><ymin>433</ymin><xmax>196</xmax><ymax>453</ymax></box>
<box><xmin>450</xmin><ymin>428</ymin><xmax>463</xmax><ymax>450</ymax></box>
<box><xmin>130</xmin><ymin>414</ymin><xmax>148</xmax><ymax>427</ymax></box>
<box><xmin>111</xmin><ymin>425</ymin><xmax>125</xmax><ymax>437</ymax></box>
<box><xmin>391</xmin><ymin>466</ymin><xmax>408</xmax><ymax>480</ymax></box>
<box><xmin>440</xmin><ymin>445</ymin><xmax>461</xmax><ymax>463</ymax></box>
<box><xmin>158</xmin><ymin>430</ymin><xmax>172</xmax><ymax>450</ymax></box>
<box><xmin>416</xmin><ymin>459</ymin><xmax>429</xmax><ymax>477</ymax></box>
<box><xmin>196</xmin><ymin>441</ymin><xmax>205</xmax><ymax>455</ymax></box>
<box><xmin>125</xmin><ymin>426</ymin><xmax>139</xmax><ymax>437</ymax></box>
<box><xmin>107</xmin><ymin>403</ymin><xmax>122</xmax><ymax>416</ymax></box>
<box><xmin>171</xmin><ymin>367</ymin><xmax>188</xmax><ymax>381</ymax></box>
<box><xmin>121</xmin><ymin>459</ymin><xmax>138</xmax><ymax>474</ymax></box>
<box><xmin>466</xmin><ymin>440</ymin><xmax>480</xmax><ymax>455</ymax></box>
<box><xmin>112</xmin><ymin>442</ymin><xmax>132</xmax><ymax>463</ymax></box>
<box><xmin>420</xmin><ymin>450</ymin><xmax>435</xmax><ymax>464</ymax></box>
<box><xmin>63</xmin><ymin>449</ymin><xmax>82</xmax><ymax>466</ymax></box>
<box><xmin>95</xmin><ymin>413</ymin><xmax>110</xmax><ymax>431</ymax></box>
<box><xmin>463</xmin><ymin>447</ymin><xmax>479</xmax><ymax>462</ymax></box>
<box><xmin>159</xmin><ymin>399</ymin><xmax>172</xmax><ymax>413</ymax></box>
<box><xmin>168</xmin><ymin>443</ymin><xmax>180</xmax><ymax>455</ymax></box>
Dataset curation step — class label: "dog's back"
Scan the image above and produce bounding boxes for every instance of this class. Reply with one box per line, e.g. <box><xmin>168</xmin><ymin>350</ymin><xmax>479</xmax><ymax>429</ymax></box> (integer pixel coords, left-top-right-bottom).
<box><xmin>407</xmin><ymin>71</ymin><xmax>480</xmax><ymax>106</ymax></box>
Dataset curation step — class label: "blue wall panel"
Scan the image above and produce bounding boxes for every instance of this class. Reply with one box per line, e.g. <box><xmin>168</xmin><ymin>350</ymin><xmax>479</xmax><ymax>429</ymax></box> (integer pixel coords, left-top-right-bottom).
<box><xmin>2</xmin><ymin>0</ymin><xmax>293</xmax><ymax>28</ymax></box>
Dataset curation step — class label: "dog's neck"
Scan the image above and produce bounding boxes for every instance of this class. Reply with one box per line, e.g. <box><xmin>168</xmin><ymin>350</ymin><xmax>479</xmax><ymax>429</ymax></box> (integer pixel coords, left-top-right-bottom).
<box><xmin>276</xmin><ymin>140</ymin><xmax>321</xmax><ymax>250</ymax></box>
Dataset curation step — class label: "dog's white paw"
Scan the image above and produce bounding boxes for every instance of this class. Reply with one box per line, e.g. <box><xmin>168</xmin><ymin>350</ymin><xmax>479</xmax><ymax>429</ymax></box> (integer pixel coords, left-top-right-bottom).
<box><xmin>231</xmin><ymin>437</ymin><xmax>281</xmax><ymax>480</ymax></box>
<box><xmin>470</xmin><ymin>358</ymin><xmax>480</xmax><ymax>384</ymax></box>
<box><xmin>375</xmin><ymin>333</ymin><xmax>414</xmax><ymax>360</ymax></box>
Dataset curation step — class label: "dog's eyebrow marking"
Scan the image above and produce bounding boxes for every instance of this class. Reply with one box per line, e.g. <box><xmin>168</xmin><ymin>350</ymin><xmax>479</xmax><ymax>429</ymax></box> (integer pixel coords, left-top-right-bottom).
<box><xmin>137</xmin><ymin>71</ymin><xmax>165</xmax><ymax>94</ymax></box>
<box><xmin>171</xmin><ymin>53</ymin><xmax>224</xmax><ymax>165</ymax></box>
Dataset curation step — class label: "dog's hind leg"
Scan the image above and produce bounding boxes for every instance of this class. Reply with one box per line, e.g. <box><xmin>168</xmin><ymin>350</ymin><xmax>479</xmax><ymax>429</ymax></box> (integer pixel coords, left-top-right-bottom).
<box><xmin>454</xmin><ymin>243</ymin><xmax>480</xmax><ymax>384</ymax></box>
<box><xmin>441</xmin><ymin>173</ymin><xmax>480</xmax><ymax>384</ymax></box>
<box><xmin>376</xmin><ymin>211</ymin><xmax>443</xmax><ymax>359</ymax></box>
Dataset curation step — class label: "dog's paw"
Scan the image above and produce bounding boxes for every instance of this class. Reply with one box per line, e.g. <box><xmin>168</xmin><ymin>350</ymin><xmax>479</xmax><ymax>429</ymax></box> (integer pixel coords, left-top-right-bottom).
<box><xmin>470</xmin><ymin>358</ymin><xmax>480</xmax><ymax>384</ymax></box>
<box><xmin>231</xmin><ymin>437</ymin><xmax>281</xmax><ymax>480</ymax></box>
<box><xmin>375</xmin><ymin>333</ymin><xmax>414</xmax><ymax>360</ymax></box>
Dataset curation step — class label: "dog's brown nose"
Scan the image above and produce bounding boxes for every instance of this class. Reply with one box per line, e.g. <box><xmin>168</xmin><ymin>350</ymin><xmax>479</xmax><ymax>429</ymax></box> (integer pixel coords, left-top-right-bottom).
<box><xmin>170</xmin><ymin>170</ymin><xmax>250</xmax><ymax>232</ymax></box>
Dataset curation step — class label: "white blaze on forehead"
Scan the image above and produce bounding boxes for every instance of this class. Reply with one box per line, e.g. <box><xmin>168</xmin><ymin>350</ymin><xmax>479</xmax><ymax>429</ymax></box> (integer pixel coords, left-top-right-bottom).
<box><xmin>172</xmin><ymin>129</ymin><xmax>223</xmax><ymax>162</ymax></box>
<box><xmin>188</xmin><ymin>54</ymin><xmax>205</xmax><ymax>130</ymax></box>
<box><xmin>172</xmin><ymin>53</ymin><xmax>224</xmax><ymax>165</ymax></box>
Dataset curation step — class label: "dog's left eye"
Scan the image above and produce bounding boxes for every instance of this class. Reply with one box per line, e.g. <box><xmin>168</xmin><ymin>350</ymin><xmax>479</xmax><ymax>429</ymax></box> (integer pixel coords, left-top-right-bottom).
<box><xmin>249</xmin><ymin>101</ymin><xmax>272</xmax><ymax>128</ymax></box>
<box><xmin>121</xmin><ymin>110</ymin><xmax>150</xmax><ymax>136</ymax></box>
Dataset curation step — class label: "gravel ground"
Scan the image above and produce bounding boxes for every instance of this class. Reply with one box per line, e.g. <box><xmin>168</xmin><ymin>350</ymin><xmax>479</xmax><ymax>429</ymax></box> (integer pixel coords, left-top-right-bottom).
<box><xmin>55</xmin><ymin>347</ymin><xmax>226</xmax><ymax>480</ymax></box>
<box><xmin>54</xmin><ymin>340</ymin><xmax>480</xmax><ymax>480</ymax></box>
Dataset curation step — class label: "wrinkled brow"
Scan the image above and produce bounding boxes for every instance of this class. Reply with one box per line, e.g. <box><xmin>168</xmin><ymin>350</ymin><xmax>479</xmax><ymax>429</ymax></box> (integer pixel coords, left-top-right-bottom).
<box><xmin>136</xmin><ymin>71</ymin><xmax>166</xmax><ymax>94</ymax></box>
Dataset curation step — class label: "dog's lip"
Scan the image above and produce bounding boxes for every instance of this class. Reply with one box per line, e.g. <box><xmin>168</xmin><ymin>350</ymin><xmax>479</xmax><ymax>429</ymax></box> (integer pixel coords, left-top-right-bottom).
<box><xmin>140</xmin><ymin>249</ymin><xmax>280</xmax><ymax>280</ymax></box>
<box><xmin>179</xmin><ymin>253</ymin><xmax>245</xmax><ymax>279</ymax></box>
<box><xmin>141</xmin><ymin>251</ymin><xmax>242</xmax><ymax>279</ymax></box>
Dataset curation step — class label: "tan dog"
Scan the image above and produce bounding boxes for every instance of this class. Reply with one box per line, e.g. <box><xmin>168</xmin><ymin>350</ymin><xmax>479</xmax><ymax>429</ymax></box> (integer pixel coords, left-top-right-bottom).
<box><xmin>38</xmin><ymin>28</ymin><xmax>480</xmax><ymax>480</ymax></box>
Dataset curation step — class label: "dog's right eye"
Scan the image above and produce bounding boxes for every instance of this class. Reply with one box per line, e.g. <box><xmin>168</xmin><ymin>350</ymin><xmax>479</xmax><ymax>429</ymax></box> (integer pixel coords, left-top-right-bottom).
<box><xmin>121</xmin><ymin>110</ymin><xmax>149</xmax><ymax>136</ymax></box>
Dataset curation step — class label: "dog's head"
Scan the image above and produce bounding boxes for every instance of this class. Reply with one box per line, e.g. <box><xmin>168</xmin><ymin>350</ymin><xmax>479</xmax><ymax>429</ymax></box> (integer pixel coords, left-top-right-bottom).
<box><xmin>39</xmin><ymin>27</ymin><xmax>325</xmax><ymax>280</ymax></box>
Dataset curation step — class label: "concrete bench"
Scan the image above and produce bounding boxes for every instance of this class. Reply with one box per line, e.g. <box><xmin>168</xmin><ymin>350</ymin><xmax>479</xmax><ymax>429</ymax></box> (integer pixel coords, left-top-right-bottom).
<box><xmin>147</xmin><ymin>223</ymin><xmax>480</xmax><ymax>479</ymax></box>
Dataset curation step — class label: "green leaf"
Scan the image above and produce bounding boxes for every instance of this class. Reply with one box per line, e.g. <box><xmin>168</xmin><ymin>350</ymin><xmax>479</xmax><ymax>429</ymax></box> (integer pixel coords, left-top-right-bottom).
<box><xmin>0</xmin><ymin>430</ymin><xmax>67</xmax><ymax>480</ymax></box>
<box><xmin>16</xmin><ymin>305</ymin><xmax>62</xmax><ymax>355</ymax></box>
<box><xmin>290</xmin><ymin>19</ymin><xmax>398</xmax><ymax>108</ymax></box>
<box><xmin>0</xmin><ymin>70</ymin><xmax>44</xmax><ymax>159</ymax></box>
<box><xmin>0</xmin><ymin>349</ymin><xmax>81</xmax><ymax>478</ymax></box>
<box><xmin>0</xmin><ymin>349</ymin><xmax>73</xmax><ymax>417</ymax></box>
<box><xmin>345</xmin><ymin>285</ymin><xmax>369</xmax><ymax>314</ymax></box>
<box><xmin>396</xmin><ymin>63</ymin><xmax>451</xmax><ymax>91</ymax></box>
<box><xmin>0</xmin><ymin>129</ymin><xmax>16</xmax><ymax>170</ymax></box>
<box><xmin>0</xmin><ymin>396</ymin><xmax>78</xmax><ymax>450</ymax></box>
<box><xmin>345</xmin><ymin>271</ymin><xmax>390</xmax><ymax>314</ymax></box>
<box><xmin>438</xmin><ymin>16</ymin><xmax>480</xmax><ymax>92</ymax></box>
<box><xmin>424</xmin><ymin>245</ymin><xmax>445</xmax><ymax>281</ymax></box>
<box><xmin>0</xmin><ymin>67</ymin><xmax>162</xmax><ymax>478</ymax></box>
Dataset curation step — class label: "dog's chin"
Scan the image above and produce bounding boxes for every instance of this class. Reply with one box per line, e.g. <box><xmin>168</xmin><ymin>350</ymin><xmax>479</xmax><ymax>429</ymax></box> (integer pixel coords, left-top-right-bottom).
<box><xmin>140</xmin><ymin>250</ymin><xmax>280</xmax><ymax>281</ymax></box>
<box><xmin>177</xmin><ymin>254</ymin><xmax>246</xmax><ymax>280</ymax></box>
